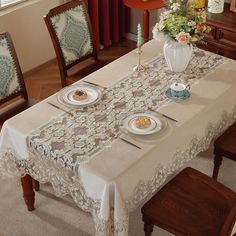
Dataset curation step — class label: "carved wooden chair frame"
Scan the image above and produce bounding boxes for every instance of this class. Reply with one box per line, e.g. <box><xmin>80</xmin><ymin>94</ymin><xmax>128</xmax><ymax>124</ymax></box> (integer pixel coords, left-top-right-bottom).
<box><xmin>0</xmin><ymin>32</ymin><xmax>40</xmax><ymax>196</ymax></box>
<box><xmin>44</xmin><ymin>0</ymin><xmax>98</xmax><ymax>87</ymax></box>
<box><xmin>0</xmin><ymin>32</ymin><xmax>28</xmax><ymax>106</ymax></box>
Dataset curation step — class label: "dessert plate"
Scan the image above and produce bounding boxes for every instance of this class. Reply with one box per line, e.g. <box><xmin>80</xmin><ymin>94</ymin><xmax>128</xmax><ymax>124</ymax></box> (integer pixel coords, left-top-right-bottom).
<box><xmin>57</xmin><ymin>84</ymin><xmax>103</xmax><ymax>108</ymax></box>
<box><xmin>120</xmin><ymin>112</ymin><xmax>165</xmax><ymax>135</ymax></box>
<box><xmin>165</xmin><ymin>88</ymin><xmax>190</xmax><ymax>102</ymax></box>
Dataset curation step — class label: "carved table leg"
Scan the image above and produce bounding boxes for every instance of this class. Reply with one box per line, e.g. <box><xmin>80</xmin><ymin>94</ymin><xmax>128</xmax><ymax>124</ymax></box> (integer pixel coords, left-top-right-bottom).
<box><xmin>212</xmin><ymin>155</ymin><xmax>223</xmax><ymax>180</ymax></box>
<box><xmin>143</xmin><ymin>216</ymin><xmax>154</xmax><ymax>236</ymax></box>
<box><xmin>32</xmin><ymin>179</ymin><xmax>40</xmax><ymax>192</ymax></box>
<box><xmin>143</xmin><ymin>9</ymin><xmax>150</xmax><ymax>43</ymax></box>
<box><xmin>21</xmin><ymin>175</ymin><xmax>35</xmax><ymax>211</ymax></box>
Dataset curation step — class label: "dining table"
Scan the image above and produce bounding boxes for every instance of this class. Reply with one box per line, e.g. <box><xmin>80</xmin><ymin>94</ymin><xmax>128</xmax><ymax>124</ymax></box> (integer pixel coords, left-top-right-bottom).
<box><xmin>0</xmin><ymin>39</ymin><xmax>236</xmax><ymax>236</ymax></box>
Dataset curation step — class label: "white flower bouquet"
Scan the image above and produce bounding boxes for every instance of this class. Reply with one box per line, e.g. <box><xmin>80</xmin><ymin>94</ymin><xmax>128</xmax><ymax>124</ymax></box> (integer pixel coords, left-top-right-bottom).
<box><xmin>152</xmin><ymin>0</ymin><xmax>211</xmax><ymax>45</ymax></box>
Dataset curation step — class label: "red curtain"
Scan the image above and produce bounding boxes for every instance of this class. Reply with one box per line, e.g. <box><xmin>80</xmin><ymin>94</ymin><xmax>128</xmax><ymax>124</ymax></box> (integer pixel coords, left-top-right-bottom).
<box><xmin>85</xmin><ymin>0</ymin><xmax>130</xmax><ymax>50</ymax></box>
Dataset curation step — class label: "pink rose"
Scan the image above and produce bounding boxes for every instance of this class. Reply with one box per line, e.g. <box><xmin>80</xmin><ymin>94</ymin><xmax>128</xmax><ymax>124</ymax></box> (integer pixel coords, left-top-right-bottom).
<box><xmin>175</xmin><ymin>32</ymin><xmax>191</xmax><ymax>45</ymax></box>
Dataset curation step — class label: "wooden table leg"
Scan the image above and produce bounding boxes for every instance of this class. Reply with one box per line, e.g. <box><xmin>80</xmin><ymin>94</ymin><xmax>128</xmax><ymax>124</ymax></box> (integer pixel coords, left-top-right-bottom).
<box><xmin>32</xmin><ymin>179</ymin><xmax>40</xmax><ymax>192</ymax></box>
<box><xmin>212</xmin><ymin>155</ymin><xmax>223</xmax><ymax>180</ymax></box>
<box><xmin>21</xmin><ymin>175</ymin><xmax>35</xmax><ymax>211</ymax></box>
<box><xmin>143</xmin><ymin>9</ymin><xmax>150</xmax><ymax>43</ymax></box>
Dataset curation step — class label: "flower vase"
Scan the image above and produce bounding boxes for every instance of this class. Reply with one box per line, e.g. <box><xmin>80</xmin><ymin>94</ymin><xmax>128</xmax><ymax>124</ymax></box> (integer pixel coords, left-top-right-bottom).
<box><xmin>163</xmin><ymin>39</ymin><xmax>193</xmax><ymax>73</ymax></box>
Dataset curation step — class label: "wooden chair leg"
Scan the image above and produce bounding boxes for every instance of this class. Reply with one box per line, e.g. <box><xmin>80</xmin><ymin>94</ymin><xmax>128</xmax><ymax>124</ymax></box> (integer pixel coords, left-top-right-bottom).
<box><xmin>32</xmin><ymin>179</ymin><xmax>40</xmax><ymax>191</ymax></box>
<box><xmin>20</xmin><ymin>175</ymin><xmax>35</xmax><ymax>211</ymax></box>
<box><xmin>143</xmin><ymin>216</ymin><xmax>154</xmax><ymax>236</ymax></box>
<box><xmin>212</xmin><ymin>155</ymin><xmax>223</xmax><ymax>180</ymax></box>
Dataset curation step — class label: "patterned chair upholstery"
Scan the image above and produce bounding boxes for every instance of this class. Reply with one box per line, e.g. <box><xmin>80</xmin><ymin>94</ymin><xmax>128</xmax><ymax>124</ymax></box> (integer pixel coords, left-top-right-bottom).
<box><xmin>0</xmin><ymin>32</ymin><xmax>37</xmax><ymax>128</ymax></box>
<box><xmin>44</xmin><ymin>0</ymin><xmax>101</xmax><ymax>88</ymax></box>
<box><xmin>0</xmin><ymin>32</ymin><xmax>27</xmax><ymax>104</ymax></box>
<box><xmin>50</xmin><ymin>4</ymin><xmax>93</xmax><ymax>66</ymax></box>
<box><xmin>0</xmin><ymin>32</ymin><xmax>40</xmax><ymax>192</ymax></box>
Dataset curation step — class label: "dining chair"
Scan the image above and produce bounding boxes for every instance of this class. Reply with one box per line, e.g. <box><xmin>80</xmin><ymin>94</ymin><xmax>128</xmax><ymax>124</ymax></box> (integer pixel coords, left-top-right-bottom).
<box><xmin>44</xmin><ymin>0</ymin><xmax>106</xmax><ymax>88</ymax></box>
<box><xmin>141</xmin><ymin>167</ymin><xmax>236</xmax><ymax>236</ymax></box>
<box><xmin>0</xmin><ymin>31</ymin><xmax>40</xmax><ymax>192</ymax></box>
<box><xmin>212</xmin><ymin>121</ymin><xmax>236</xmax><ymax>180</ymax></box>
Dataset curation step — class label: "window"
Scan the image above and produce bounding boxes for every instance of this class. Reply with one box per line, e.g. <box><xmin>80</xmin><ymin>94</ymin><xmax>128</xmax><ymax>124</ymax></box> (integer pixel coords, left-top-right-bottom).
<box><xmin>0</xmin><ymin>0</ymin><xmax>27</xmax><ymax>9</ymax></box>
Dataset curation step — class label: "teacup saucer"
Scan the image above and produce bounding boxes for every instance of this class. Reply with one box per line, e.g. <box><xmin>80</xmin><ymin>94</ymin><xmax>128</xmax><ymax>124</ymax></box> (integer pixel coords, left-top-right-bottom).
<box><xmin>165</xmin><ymin>88</ymin><xmax>190</xmax><ymax>102</ymax></box>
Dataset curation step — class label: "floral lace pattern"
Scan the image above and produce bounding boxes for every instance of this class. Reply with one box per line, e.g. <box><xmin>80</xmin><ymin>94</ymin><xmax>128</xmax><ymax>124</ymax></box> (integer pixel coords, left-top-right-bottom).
<box><xmin>28</xmin><ymin>50</ymin><xmax>228</xmax><ymax>174</ymax></box>
<box><xmin>0</xmin><ymin>48</ymin><xmax>234</xmax><ymax>236</ymax></box>
<box><xmin>126</xmin><ymin>106</ymin><xmax>236</xmax><ymax>212</ymax></box>
<box><xmin>1</xmin><ymin>106</ymin><xmax>235</xmax><ymax>236</ymax></box>
<box><xmin>0</xmin><ymin>148</ymin><xmax>100</xmax><ymax>213</ymax></box>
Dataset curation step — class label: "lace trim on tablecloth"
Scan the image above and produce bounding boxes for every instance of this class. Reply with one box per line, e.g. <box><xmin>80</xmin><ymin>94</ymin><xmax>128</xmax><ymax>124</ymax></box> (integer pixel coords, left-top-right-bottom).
<box><xmin>0</xmin><ymin>51</ymin><xmax>234</xmax><ymax>236</ymax></box>
<box><xmin>28</xmin><ymin>50</ymin><xmax>230</xmax><ymax>174</ymax></box>
<box><xmin>93</xmin><ymin>209</ymin><xmax>129</xmax><ymax>236</ymax></box>
<box><xmin>0</xmin><ymin>150</ymin><xmax>126</xmax><ymax>236</ymax></box>
<box><xmin>104</xmin><ymin>105</ymin><xmax>236</xmax><ymax>236</ymax></box>
<box><xmin>126</xmin><ymin>105</ymin><xmax>236</xmax><ymax>212</ymax></box>
<box><xmin>1</xmin><ymin>105</ymin><xmax>234</xmax><ymax>236</ymax></box>
<box><xmin>0</xmin><ymin>148</ymin><xmax>100</xmax><ymax>216</ymax></box>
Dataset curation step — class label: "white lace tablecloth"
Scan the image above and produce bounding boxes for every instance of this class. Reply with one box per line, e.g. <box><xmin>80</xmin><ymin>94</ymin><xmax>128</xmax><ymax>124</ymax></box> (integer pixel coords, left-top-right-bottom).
<box><xmin>0</xmin><ymin>40</ymin><xmax>236</xmax><ymax>236</ymax></box>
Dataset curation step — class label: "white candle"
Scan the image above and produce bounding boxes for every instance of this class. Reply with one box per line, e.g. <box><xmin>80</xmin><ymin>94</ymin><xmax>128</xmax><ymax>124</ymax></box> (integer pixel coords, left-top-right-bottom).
<box><xmin>137</xmin><ymin>24</ymin><xmax>143</xmax><ymax>48</ymax></box>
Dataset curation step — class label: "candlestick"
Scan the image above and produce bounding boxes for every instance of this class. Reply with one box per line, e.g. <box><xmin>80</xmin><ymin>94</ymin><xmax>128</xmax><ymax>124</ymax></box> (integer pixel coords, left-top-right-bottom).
<box><xmin>133</xmin><ymin>47</ymin><xmax>148</xmax><ymax>74</ymax></box>
<box><xmin>133</xmin><ymin>24</ymin><xmax>147</xmax><ymax>74</ymax></box>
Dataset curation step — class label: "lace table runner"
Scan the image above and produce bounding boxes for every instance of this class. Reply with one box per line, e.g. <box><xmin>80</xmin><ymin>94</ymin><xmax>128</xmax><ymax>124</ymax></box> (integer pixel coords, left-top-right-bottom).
<box><xmin>1</xmin><ymin>48</ymin><xmax>235</xmax><ymax>236</ymax></box>
<box><xmin>28</xmin><ymin>50</ymin><xmax>228</xmax><ymax>173</ymax></box>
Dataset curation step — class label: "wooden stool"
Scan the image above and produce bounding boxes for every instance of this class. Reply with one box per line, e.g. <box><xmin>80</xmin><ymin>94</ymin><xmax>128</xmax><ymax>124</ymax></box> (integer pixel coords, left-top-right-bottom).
<box><xmin>123</xmin><ymin>0</ymin><xmax>165</xmax><ymax>43</ymax></box>
<box><xmin>213</xmin><ymin>122</ymin><xmax>236</xmax><ymax>180</ymax></box>
<box><xmin>141</xmin><ymin>167</ymin><xmax>236</xmax><ymax>236</ymax></box>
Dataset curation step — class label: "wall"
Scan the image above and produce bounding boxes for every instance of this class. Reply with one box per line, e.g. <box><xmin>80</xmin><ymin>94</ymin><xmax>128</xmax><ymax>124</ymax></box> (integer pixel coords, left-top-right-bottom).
<box><xmin>0</xmin><ymin>1</ymin><xmax>231</xmax><ymax>72</ymax></box>
<box><xmin>129</xmin><ymin>9</ymin><xmax>159</xmax><ymax>40</ymax></box>
<box><xmin>0</xmin><ymin>0</ymin><xmax>63</xmax><ymax>72</ymax></box>
<box><xmin>0</xmin><ymin>0</ymin><xmax>158</xmax><ymax>73</ymax></box>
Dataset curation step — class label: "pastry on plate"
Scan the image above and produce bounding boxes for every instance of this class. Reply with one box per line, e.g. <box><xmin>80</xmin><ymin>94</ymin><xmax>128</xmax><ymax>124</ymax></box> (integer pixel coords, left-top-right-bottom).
<box><xmin>72</xmin><ymin>90</ymin><xmax>88</xmax><ymax>101</ymax></box>
<box><xmin>135</xmin><ymin>116</ymin><xmax>151</xmax><ymax>129</ymax></box>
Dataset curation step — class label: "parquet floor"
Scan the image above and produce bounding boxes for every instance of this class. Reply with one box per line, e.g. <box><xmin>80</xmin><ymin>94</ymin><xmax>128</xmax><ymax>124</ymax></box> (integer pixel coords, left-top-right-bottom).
<box><xmin>24</xmin><ymin>39</ymin><xmax>136</xmax><ymax>100</ymax></box>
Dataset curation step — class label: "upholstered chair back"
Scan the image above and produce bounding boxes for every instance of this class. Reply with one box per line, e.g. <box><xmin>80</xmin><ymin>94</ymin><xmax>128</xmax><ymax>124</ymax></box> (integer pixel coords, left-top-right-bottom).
<box><xmin>44</xmin><ymin>0</ymin><xmax>97</xmax><ymax>87</ymax></box>
<box><xmin>0</xmin><ymin>32</ymin><xmax>27</xmax><ymax>105</ymax></box>
<box><xmin>50</xmin><ymin>3</ymin><xmax>93</xmax><ymax>66</ymax></box>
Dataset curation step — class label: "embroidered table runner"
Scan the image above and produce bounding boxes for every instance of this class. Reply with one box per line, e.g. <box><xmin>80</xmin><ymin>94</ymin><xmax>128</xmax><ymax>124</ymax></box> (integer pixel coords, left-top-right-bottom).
<box><xmin>28</xmin><ymin>50</ymin><xmax>226</xmax><ymax>173</ymax></box>
<box><xmin>1</xmin><ymin>41</ymin><xmax>236</xmax><ymax>236</ymax></box>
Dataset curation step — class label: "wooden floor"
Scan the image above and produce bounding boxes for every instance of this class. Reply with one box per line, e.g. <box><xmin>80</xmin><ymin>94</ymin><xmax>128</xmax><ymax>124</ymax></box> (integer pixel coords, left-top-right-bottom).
<box><xmin>24</xmin><ymin>39</ymin><xmax>136</xmax><ymax>100</ymax></box>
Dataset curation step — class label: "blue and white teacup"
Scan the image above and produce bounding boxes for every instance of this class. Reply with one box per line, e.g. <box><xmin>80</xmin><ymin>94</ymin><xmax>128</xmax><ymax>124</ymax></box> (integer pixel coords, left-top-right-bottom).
<box><xmin>170</xmin><ymin>82</ymin><xmax>190</xmax><ymax>98</ymax></box>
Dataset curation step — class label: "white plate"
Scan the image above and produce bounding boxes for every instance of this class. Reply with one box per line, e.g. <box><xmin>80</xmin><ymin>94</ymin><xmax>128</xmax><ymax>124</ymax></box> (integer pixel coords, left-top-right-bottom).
<box><xmin>121</xmin><ymin>113</ymin><xmax>163</xmax><ymax>135</ymax></box>
<box><xmin>57</xmin><ymin>84</ymin><xmax>103</xmax><ymax>108</ymax></box>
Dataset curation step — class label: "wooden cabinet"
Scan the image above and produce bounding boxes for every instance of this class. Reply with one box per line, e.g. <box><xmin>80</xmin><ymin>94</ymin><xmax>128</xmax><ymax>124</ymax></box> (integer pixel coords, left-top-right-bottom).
<box><xmin>198</xmin><ymin>4</ymin><xmax>236</xmax><ymax>60</ymax></box>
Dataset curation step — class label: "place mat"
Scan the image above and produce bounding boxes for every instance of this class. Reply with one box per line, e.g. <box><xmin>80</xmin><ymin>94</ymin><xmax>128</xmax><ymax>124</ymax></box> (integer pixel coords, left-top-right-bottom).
<box><xmin>159</xmin><ymin>67</ymin><xmax>233</xmax><ymax>124</ymax></box>
<box><xmin>27</xmin><ymin>49</ymin><xmax>229</xmax><ymax>173</ymax></box>
<box><xmin>83</xmin><ymin>39</ymin><xmax>164</xmax><ymax>88</ymax></box>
